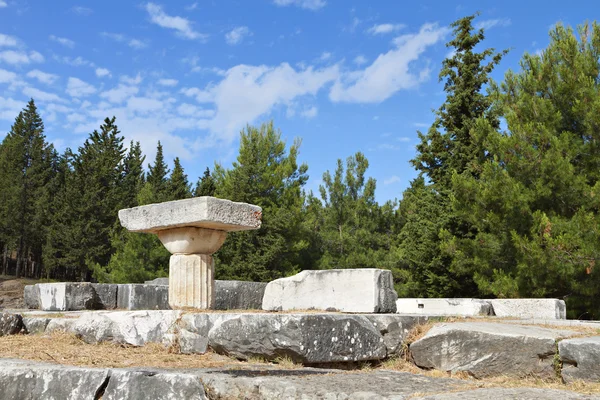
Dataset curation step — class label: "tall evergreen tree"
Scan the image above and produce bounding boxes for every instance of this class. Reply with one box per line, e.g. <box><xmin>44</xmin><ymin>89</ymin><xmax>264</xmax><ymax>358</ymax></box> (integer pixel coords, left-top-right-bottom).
<box><xmin>449</xmin><ymin>22</ymin><xmax>600</xmax><ymax>318</ymax></box>
<box><xmin>395</xmin><ymin>14</ymin><xmax>507</xmax><ymax>297</ymax></box>
<box><xmin>147</xmin><ymin>141</ymin><xmax>169</xmax><ymax>202</ymax></box>
<box><xmin>213</xmin><ymin>121</ymin><xmax>309</xmax><ymax>281</ymax></box>
<box><xmin>168</xmin><ymin>157</ymin><xmax>191</xmax><ymax>200</ymax></box>
<box><xmin>193</xmin><ymin>167</ymin><xmax>216</xmax><ymax>197</ymax></box>
<box><xmin>0</xmin><ymin>100</ymin><xmax>54</xmax><ymax>277</ymax></box>
<box><xmin>122</xmin><ymin>141</ymin><xmax>145</xmax><ymax>208</ymax></box>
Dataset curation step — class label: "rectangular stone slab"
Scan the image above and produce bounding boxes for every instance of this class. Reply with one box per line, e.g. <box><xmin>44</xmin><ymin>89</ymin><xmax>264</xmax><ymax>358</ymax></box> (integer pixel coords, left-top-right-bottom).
<box><xmin>396</xmin><ymin>298</ymin><xmax>492</xmax><ymax>316</ymax></box>
<box><xmin>118</xmin><ymin>196</ymin><xmax>262</xmax><ymax>233</ymax></box>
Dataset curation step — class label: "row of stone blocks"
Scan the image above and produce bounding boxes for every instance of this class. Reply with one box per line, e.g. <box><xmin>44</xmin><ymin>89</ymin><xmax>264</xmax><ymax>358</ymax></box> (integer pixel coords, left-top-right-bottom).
<box><xmin>23</xmin><ymin>280</ymin><xmax>267</xmax><ymax>311</ymax></box>
<box><xmin>1</xmin><ymin>310</ymin><xmax>599</xmax><ymax>383</ymax></box>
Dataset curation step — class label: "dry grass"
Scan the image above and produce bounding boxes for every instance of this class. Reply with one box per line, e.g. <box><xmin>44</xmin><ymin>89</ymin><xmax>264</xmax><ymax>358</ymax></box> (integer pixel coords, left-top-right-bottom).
<box><xmin>0</xmin><ymin>331</ymin><xmax>241</xmax><ymax>369</ymax></box>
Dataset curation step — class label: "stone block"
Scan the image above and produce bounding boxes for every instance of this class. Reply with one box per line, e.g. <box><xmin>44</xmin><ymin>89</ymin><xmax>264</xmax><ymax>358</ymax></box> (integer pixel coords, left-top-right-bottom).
<box><xmin>37</xmin><ymin>283</ymin><xmax>100</xmax><ymax>311</ymax></box>
<box><xmin>103</xmin><ymin>370</ymin><xmax>207</xmax><ymax>400</ymax></box>
<box><xmin>396</xmin><ymin>298</ymin><xmax>492</xmax><ymax>316</ymax></box>
<box><xmin>262</xmin><ymin>269</ymin><xmax>397</xmax><ymax>313</ymax></box>
<box><xmin>365</xmin><ymin>314</ymin><xmax>435</xmax><ymax>355</ymax></box>
<box><xmin>23</xmin><ymin>285</ymin><xmax>39</xmax><ymax>309</ymax></box>
<box><xmin>559</xmin><ymin>336</ymin><xmax>600</xmax><ymax>382</ymax></box>
<box><xmin>410</xmin><ymin>322</ymin><xmax>576</xmax><ymax>378</ymax></box>
<box><xmin>91</xmin><ymin>283</ymin><xmax>118</xmax><ymax>309</ymax></box>
<box><xmin>0</xmin><ymin>312</ymin><xmax>23</xmax><ymax>336</ymax></box>
<box><xmin>169</xmin><ymin>254</ymin><xmax>214</xmax><ymax>309</ymax></box>
<box><xmin>71</xmin><ymin>310</ymin><xmax>181</xmax><ymax>346</ymax></box>
<box><xmin>118</xmin><ymin>196</ymin><xmax>262</xmax><ymax>233</ymax></box>
<box><xmin>215</xmin><ymin>280</ymin><xmax>267</xmax><ymax>310</ymax></box>
<box><xmin>0</xmin><ymin>359</ymin><xmax>110</xmax><ymax>400</ymax></box>
<box><xmin>22</xmin><ymin>317</ymin><xmax>50</xmax><ymax>334</ymax></box>
<box><xmin>490</xmin><ymin>299</ymin><xmax>566</xmax><ymax>319</ymax></box>
<box><xmin>144</xmin><ymin>277</ymin><xmax>169</xmax><ymax>285</ymax></box>
<box><xmin>416</xmin><ymin>387</ymin><xmax>591</xmax><ymax>400</ymax></box>
<box><xmin>208</xmin><ymin>313</ymin><xmax>387</xmax><ymax>363</ymax></box>
<box><xmin>116</xmin><ymin>284</ymin><xmax>169</xmax><ymax>310</ymax></box>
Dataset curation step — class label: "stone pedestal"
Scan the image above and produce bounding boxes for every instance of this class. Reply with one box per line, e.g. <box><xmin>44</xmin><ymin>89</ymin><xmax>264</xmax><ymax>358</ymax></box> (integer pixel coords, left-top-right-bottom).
<box><xmin>169</xmin><ymin>254</ymin><xmax>215</xmax><ymax>309</ymax></box>
<box><xmin>118</xmin><ymin>197</ymin><xmax>262</xmax><ymax>310</ymax></box>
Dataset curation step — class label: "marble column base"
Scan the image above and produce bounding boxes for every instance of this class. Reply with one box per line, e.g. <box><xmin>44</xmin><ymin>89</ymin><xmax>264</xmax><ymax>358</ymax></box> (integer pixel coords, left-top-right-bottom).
<box><xmin>169</xmin><ymin>254</ymin><xmax>214</xmax><ymax>309</ymax></box>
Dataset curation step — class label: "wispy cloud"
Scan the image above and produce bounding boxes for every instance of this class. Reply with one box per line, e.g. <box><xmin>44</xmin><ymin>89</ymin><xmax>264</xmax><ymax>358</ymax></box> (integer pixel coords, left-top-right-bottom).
<box><xmin>301</xmin><ymin>106</ymin><xmax>318</xmax><ymax>118</ymax></box>
<box><xmin>71</xmin><ymin>6</ymin><xmax>92</xmax><ymax>16</ymax></box>
<box><xmin>53</xmin><ymin>55</ymin><xmax>94</xmax><ymax>67</ymax></box>
<box><xmin>0</xmin><ymin>1</ymin><xmax>7</xmax><ymax>8</ymax></box>
<box><xmin>225</xmin><ymin>26</ymin><xmax>251</xmax><ymax>45</ymax></box>
<box><xmin>66</xmin><ymin>77</ymin><xmax>96</xmax><ymax>97</ymax></box>
<box><xmin>0</xmin><ymin>50</ymin><xmax>44</xmax><ymax>65</ymax></box>
<box><xmin>353</xmin><ymin>55</ymin><xmax>367</xmax><ymax>66</ymax></box>
<box><xmin>475</xmin><ymin>18</ymin><xmax>511</xmax><ymax>30</ymax></box>
<box><xmin>0</xmin><ymin>33</ymin><xmax>19</xmax><ymax>47</ymax></box>
<box><xmin>101</xmin><ymin>32</ymin><xmax>148</xmax><ymax>49</ymax></box>
<box><xmin>158</xmin><ymin>78</ymin><xmax>178</xmax><ymax>87</ymax></box>
<box><xmin>272</xmin><ymin>0</ymin><xmax>326</xmax><ymax>11</ymax></box>
<box><xmin>185</xmin><ymin>2</ymin><xmax>198</xmax><ymax>11</ymax></box>
<box><xmin>413</xmin><ymin>122</ymin><xmax>429</xmax><ymax>128</ymax></box>
<box><xmin>145</xmin><ymin>3</ymin><xmax>207</xmax><ymax>40</ymax></box>
<box><xmin>95</xmin><ymin>68</ymin><xmax>111</xmax><ymax>78</ymax></box>
<box><xmin>49</xmin><ymin>35</ymin><xmax>75</xmax><ymax>48</ymax></box>
<box><xmin>0</xmin><ymin>68</ymin><xmax>17</xmax><ymax>83</ymax></box>
<box><xmin>367</xmin><ymin>23</ymin><xmax>405</xmax><ymax>35</ymax></box>
<box><xmin>27</xmin><ymin>69</ymin><xmax>58</xmax><ymax>85</ymax></box>
<box><xmin>384</xmin><ymin>175</ymin><xmax>401</xmax><ymax>185</ymax></box>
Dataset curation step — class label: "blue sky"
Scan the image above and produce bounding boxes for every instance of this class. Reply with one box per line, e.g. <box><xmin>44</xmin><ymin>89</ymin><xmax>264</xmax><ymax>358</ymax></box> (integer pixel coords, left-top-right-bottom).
<box><xmin>0</xmin><ymin>0</ymin><xmax>596</xmax><ymax>202</ymax></box>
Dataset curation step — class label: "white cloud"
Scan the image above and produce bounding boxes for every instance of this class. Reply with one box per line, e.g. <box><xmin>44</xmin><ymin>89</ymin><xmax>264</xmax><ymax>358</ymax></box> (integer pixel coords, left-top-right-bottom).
<box><xmin>49</xmin><ymin>35</ymin><xmax>75</xmax><ymax>48</ymax></box>
<box><xmin>66</xmin><ymin>77</ymin><xmax>96</xmax><ymax>97</ymax></box>
<box><xmin>367</xmin><ymin>23</ymin><xmax>405</xmax><ymax>35</ymax></box>
<box><xmin>0</xmin><ymin>96</ymin><xmax>25</xmax><ymax>121</ymax></box>
<box><xmin>301</xmin><ymin>106</ymin><xmax>317</xmax><ymax>118</ymax></box>
<box><xmin>225</xmin><ymin>26</ymin><xmax>251</xmax><ymax>45</ymax></box>
<box><xmin>397</xmin><ymin>136</ymin><xmax>411</xmax><ymax>142</ymax></box>
<box><xmin>0</xmin><ymin>68</ymin><xmax>17</xmax><ymax>83</ymax></box>
<box><xmin>22</xmin><ymin>86</ymin><xmax>67</xmax><ymax>103</ymax></box>
<box><xmin>95</xmin><ymin>67</ymin><xmax>111</xmax><ymax>78</ymax></box>
<box><xmin>158</xmin><ymin>78</ymin><xmax>178</xmax><ymax>87</ymax></box>
<box><xmin>26</xmin><ymin>69</ymin><xmax>58</xmax><ymax>85</ymax></box>
<box><xmin>100</xmin><ymin>84</ymin><xmax>139</xmax><ymax>103</ymax></box>
<box><xmin>54</xmin><ymin>55</ymin><xmax>93</xmax><ymax>67</ymax></box>
<box><xmin>120</xmin><ymin>73</ymin><xmax>142</xmax><ymax>85</ymax></box>
<box><xmin>101</xmin><ymin>32</ymin><xmax>125</xmax><ymax>42</ymax></box>
<box><xmin>384</xmin><ymin>175</ymin><xmax>401</xmax><ymax>185</ymax></box>
<box><xmin>475</xmin><ymin>18</ymin><xmax>511</xmax><ymax>30</ymax></box>
<box><xmin>0</xmin><ymin>1</ymin><xmax>7</xmax><ymax>8</ymax></box>
<box><xmin>186</xmin><ymin>2</ymin><xmax>198</xmax><ymax>11</ymax></box>
<box><xmin>330</xmin><ymin>23</ymin><xmax>448</xmax><ymax>103</ymax></box>
<box><xmin>180</xmin><ymin>87</ymin><xmax>212</xmax><ymax>103</ymax></box>
<box><xmin>145</xmin><ymin>3</ymin><xmax>206</xmax><ymax>40</ymax></box>
<box><xmin>413</xmin><ymin>122</ymin><xmax>429</xmax><ymax>128</ymax></box>
<box><xmin>127</xmin><ymin>96</ymin><xmax>163</xmax><ymax>113</ymax></box>
<box><xmin>273</xmin><ymin>0</ymin><xmax>326</xmax><ymax>10</ymax></box>
<box><xmin>205</xmin><ymin>62</ymin><xmax>338</xmax><ymax>140</ymax></box>
<box><xmin>0</xmin><ymin>50</ymin><xmax>44</xmax><ymax>65</ymax></box>
<box><xmin>353</xmin><ymin>55</ymin><xmax>367</xmax><ymax>66</ymax></box>
<box><xmin>128</xmin><ymin>39</ymin><xmax>148</xmax><ymax>49</ymax></box>
<box><xmin>319</xmin><ymin>51</ymin><xmax>332</xmax><ymax>61</ymax></box>
<box><xmin>71</xmin><ymin>6</ymin><xmax>92</xmax><ymax>16</ymax></box>
<box><xmin>177</xmin><ymin>103</ymin><xmax>214</xmax><ymax>117</ymax></box>
<box><xmin>0</xmin><ymin>33</ymin><xmax>18</xmax><ymax>47</ymax></box>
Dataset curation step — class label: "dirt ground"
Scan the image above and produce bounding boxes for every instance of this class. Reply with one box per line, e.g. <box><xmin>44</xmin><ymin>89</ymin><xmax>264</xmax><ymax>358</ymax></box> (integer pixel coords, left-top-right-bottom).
<box><xmin>0</xmin><ymin>275</ymin><xmax>37</xmax><ymax>309</ymax></box>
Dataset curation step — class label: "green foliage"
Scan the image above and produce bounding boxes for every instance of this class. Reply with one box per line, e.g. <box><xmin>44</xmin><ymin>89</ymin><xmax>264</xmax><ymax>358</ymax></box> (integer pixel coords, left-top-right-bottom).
<box><xmin>213</xmin><ymin>121</ymin><xmax>309</xmax><ymax>281</ymax></box>
<box><xmin>147</xmin><ymin>141</ymin><xmax>169</xmax><ymax>202</ymax></box>
<box><xmin>193</xmin><ymin>167</ymin><xmax>216</xmax><ymax>197</ymax></box>
<box><xmin>396</xmin><ymin>14</ymin><xmax>506</xmax><ymax>297</ymax></box>
<box><xmin>311</xmin><ymin>152</ymin><xmax>396</xmax><ymax>270</ymax></box>
<box><xmin>449</xmin><ymin>22</ymin><xmax>600</xmax><ymax>318</ymax></box>
<box><xmin>168</xmin><ymin>157</ymin><xmax>192</xmax><ymax>200</ymax></box>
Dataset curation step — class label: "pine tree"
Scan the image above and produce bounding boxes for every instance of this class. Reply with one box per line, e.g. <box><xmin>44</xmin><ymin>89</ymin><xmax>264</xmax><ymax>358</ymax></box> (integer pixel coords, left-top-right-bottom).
<box><xmin>0</xmin><ymin>99</ymin><xmax>54</xmax><ymax>277</ymax></box>
<box><xmin>193</xmin><ymin>167</ymin><xmax>216</xmax><ymax>197</ymax></box>
<box><xmin>449</xmin><ymin>22</ymin><xmax>600</xmax><ymax>318</ymax></box>
<box><xmin>168</xmin><ymin>157</ymin><xmax>191</xmax><ymax>200</ymax></box>
<box><xmin>147</xmin><ymin>141</ymin><xmax>169</xmax><ymax>202</ymax></box>
<box><xmin>213</xmin><ymin>121</ymin><xmax>309</xmax><ymax>281</ymax></box>
<box><xmin>122</xmin><ymin>141</ymin><xmax>145</xmax><ymax>208</ymax></box>
<box><xmin>395</xmin><ymin>14</ymin><xmax>507</xmax><ymax>297</ymax></box>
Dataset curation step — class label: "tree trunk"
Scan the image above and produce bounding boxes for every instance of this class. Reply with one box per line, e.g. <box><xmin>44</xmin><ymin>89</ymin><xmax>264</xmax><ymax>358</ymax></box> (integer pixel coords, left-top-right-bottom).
<box><xmin>2</xmin><ymin>244</ymin><xmax>8</xmax><ymax>276</ymax></box>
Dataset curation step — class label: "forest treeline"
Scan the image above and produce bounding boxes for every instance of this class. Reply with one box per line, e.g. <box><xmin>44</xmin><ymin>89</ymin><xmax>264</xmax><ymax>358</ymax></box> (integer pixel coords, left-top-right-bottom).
<box><xmin>2</xmin><ymin>15</ymin><xmax>600</xmax><ymax>319</ymax></box>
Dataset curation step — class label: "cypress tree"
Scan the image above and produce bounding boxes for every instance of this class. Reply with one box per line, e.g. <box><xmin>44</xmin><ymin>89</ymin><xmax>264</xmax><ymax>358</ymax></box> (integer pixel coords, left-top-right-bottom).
<box><xmin>168</xmin><ymin>157</ymin><xmax>191</xmax><ymax>200</ymax></box>
<box><xmin>147</xmin><ymin>141</ymin><xmax>169</xmax><ymax>202</ymax></box>
<box><xmin>193</xmin><ymin>167</ymin><xmax>216</xmax><ymax>197</ymax></box>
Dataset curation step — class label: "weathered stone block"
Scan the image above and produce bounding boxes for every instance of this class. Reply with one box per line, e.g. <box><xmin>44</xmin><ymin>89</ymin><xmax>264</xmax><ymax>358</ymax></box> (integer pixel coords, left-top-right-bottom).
<box><xmin>38</xmin><ymin>283</ymin><xmax>99</xmax><ymax>311</ymax></box>
<box><xmin>91</xmin><ymin>283</ymin><xmax>118</xmax><ymax>309</ymax></box>
<box><xmin>410</xmin><ymin>322</ymin><xmax>575</xmax><ymax>378</ymax></box>
<box><xmin>103</xmin><ymin>369</ymin><xmax>207</xmax><ymax>399</ymax></box>
<box><xmin>0</xmin><ymin>359</ymin><xmax>109</xmax><ymax>400</ymax></box>
<box><xmin>416</xmin><ymin>387</ymin><xmax>592</xmax><ymax>399</ymax></box>
<box><xmin>208</xmin><ymin>313</ymin><xmax>387</xmax><ymax>363</ymax></box>
<box><xmin>0</xmin><ymin>312</ymin><xmax>23</xmax><ymax>336</ymax></box>
<box><xmin>71</xmin><ymin>310</ymin><xmax>181</xmax><ymax>346</ymax></box>
<box><xmin>117</xmin><ymin>284</ymin><xmax>169</xmax><ymax>310</ymax></box>
<box><xmin>169</xmin><ymin>254</ymin><xmax>214</xmax><ymax>309</ymax></box>
<box><xmin>396</xmin><ymin>298</ymin><xmax>492</xmax><ymax>316</ymax></box>
<box><xmin>118</xmin><ymin>196</ymin><xmax>262</xmax><ymax>233</ymax></box>
<box><xmin>22</xmin><ymin>317</ymin><xmax>50</xmax><ymax>334</ymax></box>
<box><xmin>23</xmin><ymin>285</ymin><xmax>39</xmax><ymax>309</ymax></box>
<box><xmin>365</xmin><ymin>314</ymin><xmax>435</xmax><ymax>355</ymax></box>
<box><xmin>490</xmin><ymin>298</ymin><xmax>566</xmax><ymax>319</ymax></box>
<box><xmin>262</xmin><ymin>269</ymin><xmax>397</xmax><ymax>313</ymax></box>
<box><xmin>144</xmin><ymin>277</ymin><xmax>169</xmax><ymax>285</ymax></box>
<box><xmin>559</xmin><ymin>336</ymin><xmax>600</xmax><ymax>383</ymax></box>
<box><xmin>215</xmin><ymin>280</ymin><xmax>267</xmax><ymax>310</ymax></box>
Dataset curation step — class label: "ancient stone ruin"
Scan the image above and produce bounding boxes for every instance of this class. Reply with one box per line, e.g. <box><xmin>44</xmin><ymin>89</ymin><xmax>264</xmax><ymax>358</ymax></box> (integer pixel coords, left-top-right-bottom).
<box><xmin>118</xmin><ymin>196</ymin><xmax>262</xmax><ymax>309</ymax></box>
<box><xmin>1</xmin><ymin>196</ymin><xmax>599</xmax><ymax>399</ymax></box>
